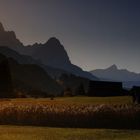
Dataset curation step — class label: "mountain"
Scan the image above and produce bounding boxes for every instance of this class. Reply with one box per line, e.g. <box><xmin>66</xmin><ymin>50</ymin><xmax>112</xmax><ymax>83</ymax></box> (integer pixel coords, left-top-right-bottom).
<box><xmin>0</xmin><ymin>47</ymin><xmax>91</xmax><ymax>96</ymax></box>
<box><xmin>0</xmin><ymin>22</ymin><xmax>98</xmax><ymax>80</ymax></box>
<box><xmin>17</xmin><ymin>37</ymin><xmax>98</xmax><ymax>80</ymax></box>
<box><xmin>0</xmin><ymin>53</ymin><xmax>62</xmax><ymax>97</ymax></box>
<box><xmin>34</xmin><ymin>37</ymin><xmax>97</xmax><ymax>80</ymax></box>
<box><xmin>0</xmin><ymin>23</ymin><xmax>23</xmax><ymax>47</ymax></box>
<box><xmin>0</xmin><ymin>46</ymin><xmax>38</xmax><ymax>64</ymax></box>
<box><xmin>31</xmin><ymin>38</ymin><xmax>71</xmax><ymax>69</ymax></box>
<box><xmin>7</xmin><ymin>57</ymin><xmax>62</xmax><ymax>96</ymax></box>
<box><xmin>58</xmin><ymin>73</ymin><xmax>89</xmax><ymax>94</ymax></box>
<box><xmin>0</xmin><ymin>46</ymin><xmax>71</xmax><ymax>79</ymax></box>
<box><xmin>90</xmin><ymin>64</ymin><xmax>140</xmax><ymax>88</ymax></box>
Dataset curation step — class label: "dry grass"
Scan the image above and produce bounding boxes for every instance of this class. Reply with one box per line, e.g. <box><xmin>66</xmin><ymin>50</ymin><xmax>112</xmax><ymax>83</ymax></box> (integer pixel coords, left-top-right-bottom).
<box><xmin>0</xmin><ymin>125</ymin><xmax>140</xmax><ymax>140</ymax></box>
<box><xmin>10</xmin><ymin>96</ymin><xmax>132</xmax><ymax>105</ymax></box>
<box><xmin>0</xmin><ymin>97</ymin><xmax>138</xmax><ymax>128</ymax></box>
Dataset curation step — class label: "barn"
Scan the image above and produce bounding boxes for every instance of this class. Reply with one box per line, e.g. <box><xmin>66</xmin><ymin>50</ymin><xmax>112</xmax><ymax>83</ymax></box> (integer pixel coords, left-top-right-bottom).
<box><xmin>87</xmin><ymin>80</ymin><xmax>123</xmax><ymax>97</ymax></box>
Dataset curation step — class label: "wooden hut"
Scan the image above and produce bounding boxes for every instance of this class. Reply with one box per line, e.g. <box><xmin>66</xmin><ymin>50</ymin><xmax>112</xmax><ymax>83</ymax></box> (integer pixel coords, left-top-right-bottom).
<box><xmin>88</xmin><ymin>80</ymin><xmax>123</xmax><ymax>97</ymax></box>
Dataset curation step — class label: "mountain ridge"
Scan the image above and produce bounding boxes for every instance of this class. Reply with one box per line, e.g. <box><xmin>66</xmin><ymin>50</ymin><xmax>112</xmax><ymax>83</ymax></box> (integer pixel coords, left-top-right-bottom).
<box><xmin>90</xmin><ymin>65</ymin><xmax>140</xmax><ymax>88</ymax></box>
<box><xmin>0</xmin><ymin>22</ymin><xmax>98</xmax><ymax>80</ymax></box>
<box><xmin>90</xmin><ymin>64</ymin><xmax>140</xmax><ymax>81</ymax></box>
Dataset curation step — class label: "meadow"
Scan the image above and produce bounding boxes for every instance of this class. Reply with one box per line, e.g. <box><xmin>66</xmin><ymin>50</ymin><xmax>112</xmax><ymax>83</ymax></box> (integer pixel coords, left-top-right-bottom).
<box><xmin>0</xmin><ymin>96</ymin><xmax>139</xmax><ymax>140</ymax></box>
<box><xmin>0</xmin><ymin>125</ymin><xmax>140</xmax><ymax>140</ymax></box>
<box><xmin>11</xmin><ymin>96</ymin><xmax>132</xmax><ymax>105</ymax></box>
<box><xmin>0</xmin><ymin>96</ymin><xmax>138</xmax><ymax>128</ymax></box>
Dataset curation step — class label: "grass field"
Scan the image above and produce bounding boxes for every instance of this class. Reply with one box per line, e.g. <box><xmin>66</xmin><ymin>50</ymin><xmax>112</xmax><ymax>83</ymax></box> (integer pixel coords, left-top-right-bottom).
<box><xmin>0</xmin><ymin>96</ymin><xmax>137</xmax><ymax>128</ymax></box>
<box><xmin>0</xmin><ymin>125</ymin><xmax>139</xmax><ymax>140</ymax></box>
<box><xmin>53</xmin><ymin>96</ymin><xmax>133</xmax><ymax>104</ymax></box>
<box><xmin>0</xmin><ymin>96</ymin><xmax>138</xmax><ymax>140</ymax></box>
<box><xmin>10</xmin><ymin>96</ymin><xmax>132</xmax><ymax>105</ymax></box>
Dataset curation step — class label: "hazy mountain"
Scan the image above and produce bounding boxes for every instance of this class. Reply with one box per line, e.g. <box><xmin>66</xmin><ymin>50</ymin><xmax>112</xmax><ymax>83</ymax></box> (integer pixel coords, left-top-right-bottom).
<box><xmin>0</xmin><ymin>53</ymin><xmax>62</xmax><ymax>97</ymax></box>
<box><xmin>90</xmin><ymin>64</ymin><xmax>140</xmax><ymax>88</ymax></box>
<box><xmin>7</xmin><ymin>58</ymin><xmax>62</xmax><ymax>96</ymax></box>
<box><xmin>0</xmin><ymin>46</ymin><xmax>71</xmax><ymax>79</ymax></box>
<box><xmin>58</xmin><ymin>74</ymin><xmax>89</xmax><ymax>94</ymax></box>
<box><xmin>0</xmin><ymin>46</ymin><xmax>38</xmax><ymax>64</ymax></box>
<box><xmin>0</xmin><ymin>22</ymin><xmax>98</xmax><ymax>80</ymax></box>
<box><xmin>18</xmin><ymin>37</ymin><xmax>98</xmax><ymax>80</ymax></box>
<box><xmin>90</xmin><ymin>64</ymin><xmax>140</xmax><ymax>81</ymax></box>
<box><xmin>0</xmin><ymin>47</ymin><xmax>90</xmax><ymax>95</ymax></box>
<box><xmin>123</xmin><ymin>81</ymin><xmax>140</xmax><ymax>89</ymax></box>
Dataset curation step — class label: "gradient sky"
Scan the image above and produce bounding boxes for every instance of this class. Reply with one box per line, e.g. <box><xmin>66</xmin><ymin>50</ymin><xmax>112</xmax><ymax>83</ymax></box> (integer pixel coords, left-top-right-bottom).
<box><xmin>0</xmin><ymin>0</ymin><xmax>140</xmax><ymax>73</ymax></box>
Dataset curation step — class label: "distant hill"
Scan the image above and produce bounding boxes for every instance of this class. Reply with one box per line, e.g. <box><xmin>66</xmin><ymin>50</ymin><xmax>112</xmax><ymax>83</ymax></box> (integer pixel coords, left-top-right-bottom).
<box><xmin>17</xmin><ymin>37</ymin><xmax>98</xmax><ymax>80</ymax></box>
<box><xmin>0</xmin><ymin>46</ymin><xmax>69</xmax><ymax>79</ymax></box>
<box><xmin>0</xmin><ymin>46</ymin><xmax>38</xmax><ymax>64</ymax></box>
<box><xmin>58</xmin><ymin>73</ymin><xmax>89</xmax><ymax>94</ymax></box>
<box><xmin>90</xmin><ymin>64</ymin><xmax>140</xmax><ymax>88</ymax></box>
<box><xmin>8</xmin><ymin>58</ymin><xmax>62</xmax><ymax>96</ymax></box>
<box><xmin>0</xmin><ymin>47</ymin><xmax>91</xmax><ymax>95</ymax></box>
<box><xmin>0</xmin><ymin>53</ymin><xmax>62</xmax><ymax>97</ymax></box>
<box><xmin>0</xmin><ymin>22</ymin><xmax>98</xmax><ymax>80</ymax></box>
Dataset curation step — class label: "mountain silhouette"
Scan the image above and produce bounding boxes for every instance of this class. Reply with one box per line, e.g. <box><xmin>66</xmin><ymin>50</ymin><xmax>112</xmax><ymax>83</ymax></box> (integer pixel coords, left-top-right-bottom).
<box><xmin>90</xmin><ymin>64</ymin><xmax>140</xmax><ymax>81</ymax></box>
<box><xmin>0</xmin><ymin>22</ymin><xmax>98</xmax><ymax>80</ymax></box>
<box><xmin>90</xmin><ymin>65</ymin><xmax>140</xmax><ymax>88</ymax></box>
<box><xmin>0</xmin><ymin>46</ymin><xmax>70</xmax><ymax>79</ymax></box>
<box><xmin>27</xmin><ymin>37</ymin><xmax>97</xmax><ymax>80</ymax></box>
<box><xmin>0</xmin><ymin>46</ymin><xmax>38</xmax><ymax>64</ymax></box>
<box><xmin>32</xmin><ymin>37</ymin><xmax>71</xmax><ymax>68</ymax></box>
<box><xmin>107</xmin><ymin>64</ymin><xmax>118</xmax><ymax>70</ymax></box>
<box><xmin>6</xmin><ymin>57</ymin><xmax>62</xmax><ymax>96</ymax></box>
<box><xmin>0</xmin><ymin>47</ymin><xmax>90</xmax><ymax>95</ymax></box>
<box><xmin>0</xmin><ymin>22</ymin><xmax>23</xmax><ymax>47</ymax></box>
<box><xmin>59</xmin><ymin>73</ymin><xmax>89</xmax><ymax>94</ymax></box>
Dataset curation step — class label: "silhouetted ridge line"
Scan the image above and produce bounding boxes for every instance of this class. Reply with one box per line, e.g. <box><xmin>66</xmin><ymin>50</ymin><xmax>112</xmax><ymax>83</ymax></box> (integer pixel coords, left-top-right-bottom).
<box><xmin>0</xmin><ymin>22</ymin><xmax>98</xmax><ymax>80</ymax></box>
<box><xmin>90</xmin><ymin>65</ymin><xmax>140</xmax><ymax>88</ymax></box>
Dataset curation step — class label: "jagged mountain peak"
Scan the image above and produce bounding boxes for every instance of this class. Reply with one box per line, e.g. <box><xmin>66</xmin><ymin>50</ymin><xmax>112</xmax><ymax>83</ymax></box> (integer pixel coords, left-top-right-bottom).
<box><xmin>43</xmin><ymin>37</ymin><xmax>65</xmax><ymax>50</ymax></box>
<box><xmin>0</xmin><ymin>22</ymin><xmax>23</xmax><ymax>47</ymax></box>
<box><xmin>45</xmin><ymin>37</ymin><xmax>61</xmax><ymax>46</ymax></box>
<box><xmin>107</xmin><ymin>64</ymin><xmax>118</xmax><ymax>70</ymax></box>
<box><xmin>0</xmin><ymin>22</ymin><xmax>97</xmax><ymax>80</ymax></box>
<box><xmin>90</xmin><ymin>64</ymin><xmax>140</xmax><ymax>82</ymax></box>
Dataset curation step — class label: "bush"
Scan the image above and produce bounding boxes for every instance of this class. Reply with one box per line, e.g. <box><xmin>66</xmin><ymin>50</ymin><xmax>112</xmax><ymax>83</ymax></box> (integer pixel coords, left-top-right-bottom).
<box><xmin>63</xmin><ymin>87</ymin><xmax>73</xmax><ymax>97</ymax></box>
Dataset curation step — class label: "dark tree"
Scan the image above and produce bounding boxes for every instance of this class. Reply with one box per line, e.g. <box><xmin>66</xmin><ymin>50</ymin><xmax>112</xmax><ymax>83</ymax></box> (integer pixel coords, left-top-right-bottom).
<box><xmin>131</xmin><ymin>86</ymin><xmax>140</xmax><ymax>104</ymax></box>
<box><xmin>63</xmin><ymin>87</ymin><xmax>73</xmax><ymax>97</ymax></box>
<box><xmin>75</xmin><ymin>83</ymin><xmax>85</xmax><ymax>96</ymax></box>
<box><xmin>0</xmin><ymin>54</ymin><xmax>13</xmax><ymax>98</ymax></box>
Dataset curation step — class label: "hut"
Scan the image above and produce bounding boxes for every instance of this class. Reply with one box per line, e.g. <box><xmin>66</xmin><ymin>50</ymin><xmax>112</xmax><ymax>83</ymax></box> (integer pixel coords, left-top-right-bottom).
<box><xmin>88</xmin><ymin>80</ymin><xmax>123</xmax><ymax>97</ymax></box>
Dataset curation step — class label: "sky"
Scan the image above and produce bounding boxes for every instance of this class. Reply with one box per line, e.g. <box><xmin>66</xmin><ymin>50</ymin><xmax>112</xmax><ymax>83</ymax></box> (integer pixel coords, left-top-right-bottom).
<box><xmin>0</xmin><ymin>0</ymin><xmax>140</xmax><ymax>73</ymax></box>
